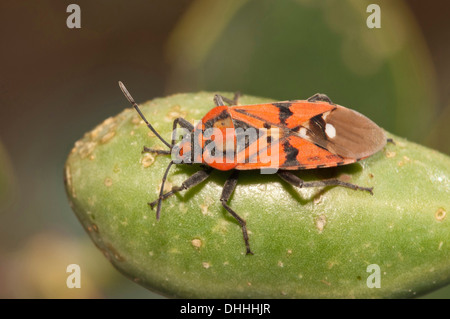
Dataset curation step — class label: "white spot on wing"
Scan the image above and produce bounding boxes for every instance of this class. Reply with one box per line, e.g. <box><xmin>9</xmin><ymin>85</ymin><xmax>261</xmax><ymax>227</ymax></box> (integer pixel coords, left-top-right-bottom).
<box><xmin>299</xmin><ymin>127</ymin><xmax>307</xmax><ymax>138</ymax></box>
<box><xmin>325</xmin><ymin>123</ymin><xmax>336</xmax><ymax>139</ymax></box>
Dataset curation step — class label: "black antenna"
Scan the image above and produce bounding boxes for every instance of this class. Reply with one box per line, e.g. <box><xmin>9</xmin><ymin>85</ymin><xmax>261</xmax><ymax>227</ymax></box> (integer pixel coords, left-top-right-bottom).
<box><xmin>118</xmin><ymin>81</ymin><xmax>171</xmax><ymax>148</ymax></box>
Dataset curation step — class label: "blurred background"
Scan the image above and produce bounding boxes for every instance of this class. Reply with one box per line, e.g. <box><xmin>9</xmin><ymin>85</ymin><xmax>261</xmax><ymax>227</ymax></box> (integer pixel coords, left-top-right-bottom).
<box><xmin>0</xmin><ymin>0</ymin><xmax>448</xmax><ymax>298</ymax></box>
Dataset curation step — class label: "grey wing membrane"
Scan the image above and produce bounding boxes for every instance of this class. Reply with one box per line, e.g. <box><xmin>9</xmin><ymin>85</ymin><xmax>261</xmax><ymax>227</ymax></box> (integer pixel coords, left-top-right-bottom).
<box><xmin>298</xmin><ymin>105</ymin><xmax>386</xmax><ymax>160</ymax></box>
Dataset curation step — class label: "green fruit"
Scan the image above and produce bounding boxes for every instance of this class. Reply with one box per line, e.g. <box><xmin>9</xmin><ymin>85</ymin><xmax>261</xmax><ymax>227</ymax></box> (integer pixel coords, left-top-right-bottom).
<box><xmin>64</xmin><ymin>92</ymin><xmax>450</xmax><ymax>298</ymax></box>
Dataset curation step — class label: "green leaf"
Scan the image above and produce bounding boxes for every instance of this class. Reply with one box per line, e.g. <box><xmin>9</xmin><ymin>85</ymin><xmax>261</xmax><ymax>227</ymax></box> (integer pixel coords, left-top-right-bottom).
<box><xmin>65</xmin><ymin>92</ymin><xmax>450</xmax><ymax>298</ymax></box>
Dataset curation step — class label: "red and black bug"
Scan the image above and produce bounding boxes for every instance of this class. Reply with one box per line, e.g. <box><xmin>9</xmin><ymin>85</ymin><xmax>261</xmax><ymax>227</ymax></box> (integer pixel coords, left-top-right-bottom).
<box><xmin>119</xmin><ymin>82</ymin><xmax>387</xmax><ymax>255</ymax></box>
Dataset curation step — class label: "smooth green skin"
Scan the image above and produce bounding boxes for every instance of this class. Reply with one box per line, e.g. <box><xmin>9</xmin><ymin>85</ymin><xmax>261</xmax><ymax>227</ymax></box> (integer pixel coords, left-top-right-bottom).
<box><xmin>65</xmin><ymin>92</ymin><xmax>450</xmax><ymax>298</ymax></box>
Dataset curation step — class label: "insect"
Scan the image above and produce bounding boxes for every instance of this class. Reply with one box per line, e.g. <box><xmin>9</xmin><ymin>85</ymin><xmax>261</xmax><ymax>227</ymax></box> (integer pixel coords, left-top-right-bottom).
<box><xmin>118</xmin><ymin>81</ymin><xmax>387</xmax><ymax>255</ymax></box>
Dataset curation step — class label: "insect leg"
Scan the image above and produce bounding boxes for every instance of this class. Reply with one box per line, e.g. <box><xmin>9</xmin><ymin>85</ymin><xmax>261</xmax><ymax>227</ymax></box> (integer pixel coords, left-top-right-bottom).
<box><xmin>214</xmin><ymin>92</ymin><xmax>241</xmax><ymax>106</ymax></box>
<box><xmin>214</xmin><ymin>94</ymin><xmax>226</xmax><ymax>106</ymax></box>
<box><xmin>148</xmin><ymin>167</ymin><xmax>213</xmax><ymax>209</ymax></box>
<box><xmin>171</xmin><ymin>117</ymin><xmax>194</xmax><ymax>146</ymax></box>
<box><xmin>231</xmin><ymin>91</ymin><xmax>241</xmax><ymax>105</ymax></box>
<box><xmin>220</xmin><ymin>171</ymin><xmax>254</xmax><ymax>255</ymax></box>
<box><xmin>141</xmin><ymin>117</ymin><xmax>194</xmax><ymax>155</ymax></box>
<box><xmin>307</xmin><ymin>93</ymin><xmax>334</xmax><ymax>105</ymax></box>
<box><xmin>387</xmin><ymin>138</ymin><xmax>396</xmax><ymax>145</ymax></box>
<box><xmin>150</xmin><ymin>119</ymin><xmax>196</xmax><ymax>219</ymax></box>
<box><xmin>142</xmin><ymin>147</ymin><xmax>171</xmax><ymax>155</ymax></box>
<box><xmin>277</xmin><ymin>170</ymin><xmax>373</xmax><ymax>195</ymax></box>
<box><xmin>155</xmin><ymin>161</ymin><xmax>175</xmax><ymax>220</ymax></box>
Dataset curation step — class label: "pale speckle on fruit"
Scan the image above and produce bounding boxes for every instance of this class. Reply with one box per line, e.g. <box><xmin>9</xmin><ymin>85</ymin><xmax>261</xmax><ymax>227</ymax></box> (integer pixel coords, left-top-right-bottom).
<box><xmin>141</xmin><ymin>153</ymin><xmax>155</xmax><ymax>168</ymax></box>
<box><xmin>313</xmin><ymin>193</ymin><xmax>323</xmax><ymax>204</ymax></box>
<box><xmin>212</xmin><ymin>220</ymin><xmax>229</xmax><ymax>235</ymax></box>
<box><xmin>87</xmin><ymin>196</ymin><xmax>96</xmax><ymax>207</ymax></box>
<box><xmin>75</xmin><ymin>140</ymin><xmax>97</xmax><ymax>159</ymax></box>
<box><xmin>157</xmin><ymin>180</ymin><xmax>172</xmax><ymax>194</ymax></box>
<box><xmin>105</xmin><ymin>243</ymin><xmax>125</xmax><ymax>262</ymax></box>
<box><xmin>65</xmin><ymin>165</ymin><xmax>75</xmax><ymax>198</ymax></box>
<box><xmin>398</xmin><ymin>156</ymin><xmax>411</xmax><ymax>167</ymax></box>
<box><xmin>200</xmin><ymin>203</ymin><xmax>209</xmax><ymax>216</ymax></box>
<box><xmin>100</xmin><ymin>131</ymin><xmax>115</xmax><ymax>144</ymax></box>
<box><xmin>165</xmin><ymin>104</ymin><xmax>188</xmax><ymax>122</ymax></box>
<box><xmin>321</xmin><ymin>279</ymin><xmax>331</xmax><ymax>286</ymax></box>
<box><xmin>102</xmin><ymin>117</ymin><xmax>115</xmax><ymax>126</ymax></box>
<box><xmin>104</xmin><ymin>177</ymin><xmax>113</xmax><ymax>187</ymax></box>
<box><xmin>191</xmin><ymin>238</ymin><xmax>202</xmax><ymax>249</ymax></box>
<box><xmin>396</xmin><ymin>140</ymin><xmax>407</xmax><ymax>148</ymax></box>
<box><xmin>72</xmin><ymin>116</ymin><xmax>119</xmax><ymax>160</ymax></box>
<box><xmin>435</xmin><ymin>208</ymin><xmax>446</xmax><ymax>222</ymax></box>
<box><xmin>315</xmin><ymin>214</ymin><xmax>327</xmax><ymax>233</ymax></box>
<box><xmin>131</xmin><ymin>114</ymin><xmax>142</xmax><ymax>125</ymax></box>
<box><xmin>385</xmin><ymin>150</ymin><xmax>396</xmax><ymax>158</ymax></box>
<box><xmin>179</xmin><ymin>202</ymin><xmax>188</xmax><ymax>214</ymax></box>
<box><xmin>91</xmin><ymin>117</ymin><xmax>117</xmax><ymax>143</ymax></box>
<box><xmin>327</xmin><ymin>260</ymin><xmax>338</xmax><ymax>269</ymax></box>
<box><xmin>202</xmin><ymin>262</ymin><xmax>211</xmax><ymax>269</ymax></box>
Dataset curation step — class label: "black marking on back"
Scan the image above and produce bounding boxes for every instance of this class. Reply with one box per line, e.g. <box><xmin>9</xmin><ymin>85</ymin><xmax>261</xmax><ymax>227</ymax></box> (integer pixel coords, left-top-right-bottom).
<box><xmin>232</xmin><ymin>118</ymin><xmax>259</xmax><ymax>155</ymax></box>
<box><xmin>314</xmin><ymin>142</ymin><xmax>328</xmax><ymax>151</ymax></box>
<box><xmin>234</xmin><ymin>108</ymin><xmax>252</xmax><ymax>116</ymax></box>
<box><xmin>282</xmin><ymin>139</ymin><xmax>300</xmax><ymax>167</ymax></box>
<box><xmin>203</xmin><ymin>110</ymin><xmax>230</xmax><ymax>131</ymax></box>
<box><xmin>273</xmin><ymin>102</ymin><xmax>293</xmax><ymax>125</ymax></box>
<box><xmin>326</xmin><ymin>154</ymin><xmax>342</xmax><ymax>160</ymax></box>
<box><xmin>232</xmin><ymin>118</ymin><xmax>252</xmax><ymax>130</ymax></box>
<box><xmin>233</xmin><ymin>108</ymin><xmax>282</xmax><ymax>129</ymax></box>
